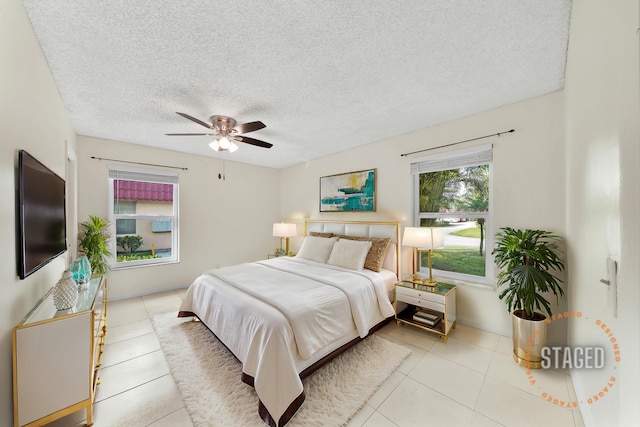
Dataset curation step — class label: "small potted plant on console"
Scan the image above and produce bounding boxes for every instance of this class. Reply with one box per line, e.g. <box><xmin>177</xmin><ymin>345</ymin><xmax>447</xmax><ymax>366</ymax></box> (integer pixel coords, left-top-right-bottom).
<box><xmin>78</xmin><ymin>215</ymin><xmax>112</xmax><ymax>277</ymax></box>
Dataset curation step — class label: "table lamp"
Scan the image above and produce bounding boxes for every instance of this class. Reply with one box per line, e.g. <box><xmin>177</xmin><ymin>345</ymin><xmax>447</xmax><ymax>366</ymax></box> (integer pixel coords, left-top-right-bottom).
<box><xmin>273</xmin><ymin>223</ymin><xmax>297</xmax><ymax>255</ymax></box>
<box><xmin>402</xmin><ymin>226</ymin><xmax>444</xmax><ymax>286</ymax></box>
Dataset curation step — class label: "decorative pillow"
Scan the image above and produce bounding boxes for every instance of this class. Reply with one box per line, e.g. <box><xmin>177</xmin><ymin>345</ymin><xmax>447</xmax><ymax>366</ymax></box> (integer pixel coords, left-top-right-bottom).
<box><xmin>296</xmin><ymin>236</ymin><xmax>337</xmax><ymax>263</ymax></box>
<box><xmin>327</xmin><ymin>238</ymin><xmax>372</xmax><ymax>270</ymax></box>
<box><xmin>309</xmin><ymin>231</ymin><xmax>334</xmax><ymax>238</ymax></box>
<box><xmin>335</xmin><ymin>235</ymin><xmax>391</xmax><ymax>272</ymax></box>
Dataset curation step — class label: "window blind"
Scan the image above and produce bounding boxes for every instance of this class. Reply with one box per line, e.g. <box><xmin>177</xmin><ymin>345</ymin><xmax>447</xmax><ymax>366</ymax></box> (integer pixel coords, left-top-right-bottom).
<box><xmin>410</xmin><ymin>144</ymin><xmax>492</xmax><ymax>174</ymax></box>
<box><xmin>108</xmin><ymin>167</ymin><xmax>179</xmax><ymax>184</ymax></box>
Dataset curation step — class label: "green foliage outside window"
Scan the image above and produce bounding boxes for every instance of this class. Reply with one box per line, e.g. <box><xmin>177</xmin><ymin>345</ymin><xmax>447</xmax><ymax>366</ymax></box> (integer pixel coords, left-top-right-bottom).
<box><xmin>418</xmin><ymin>164</ymin><xmax>490</xmax><ymax>277</ymax></box>
<box><xmin>117</xmin><ymin>235</ymin><xmax>143</xmax><ymax>253</ymax></box>
<box><xmin>419</xmin><ymin>165</ymin><xmax>489</xmax><ymax>215</ymax></box>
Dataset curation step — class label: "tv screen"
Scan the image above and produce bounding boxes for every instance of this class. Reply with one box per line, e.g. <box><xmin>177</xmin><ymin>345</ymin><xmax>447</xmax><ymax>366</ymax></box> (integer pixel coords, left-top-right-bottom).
<box><xmin>17</xmin><ymin>150</ymin><xmax>67</xmax><ymax>279</ymax></box>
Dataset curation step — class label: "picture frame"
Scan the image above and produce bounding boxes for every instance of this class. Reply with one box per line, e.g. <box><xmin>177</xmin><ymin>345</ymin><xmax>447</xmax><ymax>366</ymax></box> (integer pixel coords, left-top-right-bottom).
<box><xmin>320</xmin><ymin>168</ymin><xmax>376</xmax><ymax>212</ymax></box>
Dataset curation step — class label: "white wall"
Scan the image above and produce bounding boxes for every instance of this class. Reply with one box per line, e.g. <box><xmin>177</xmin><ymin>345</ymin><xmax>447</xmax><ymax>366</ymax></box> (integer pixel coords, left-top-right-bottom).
<box><xmin>281</xmin><ymin>92</ymin><xmax>568</xmax><ymax>339</ymax></box>
<box><xmin>76</xmin><ymin>136</ymin><xmax>282</xmax><ymax>299</ymax></box>
<box><xmin>0</xmin><ymin>0</ymin><xmax>77</xmax><ymax>425</ymax></box>
<box><xmin>564</xmin><ymin>1</ymin><xmax>640</xmax><ymax>425</ymax></box>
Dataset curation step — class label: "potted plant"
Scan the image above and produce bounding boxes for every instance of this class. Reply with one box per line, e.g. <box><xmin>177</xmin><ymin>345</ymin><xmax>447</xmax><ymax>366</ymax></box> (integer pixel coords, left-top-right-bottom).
<box><xmin>78</xmin><ymin>215</ymin><xmax>112</xmax><ymax>276</ymax></box>
<box><xmin>493</xmin><ymin>227</ymin><xmax>565</xmax><ymax>368</ymax></box>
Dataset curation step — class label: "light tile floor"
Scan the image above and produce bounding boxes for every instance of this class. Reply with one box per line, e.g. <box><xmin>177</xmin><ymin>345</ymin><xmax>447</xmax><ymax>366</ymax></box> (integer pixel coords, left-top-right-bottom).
<box><xmin>49</xmin><ymin>289</ymin><xmax>585</xmax><ymax>427</ymax></box>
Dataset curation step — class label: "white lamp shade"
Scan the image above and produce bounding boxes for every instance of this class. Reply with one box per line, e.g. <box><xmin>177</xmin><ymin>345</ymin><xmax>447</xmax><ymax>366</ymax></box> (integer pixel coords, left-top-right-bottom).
<box><xmin>218</xmin><ymin>136</ymin><xmax>231</xmax><ymax>150</ymax></box>
<box><xmin>402</xmin><ymin>227</ymin><xmax>444</xmax><ymax>250</ymax></box>
<box><xmin>209</xmin><ymin>136</ymin><xmax>238</xmax><ymax>152</ymax></box>
<box><xmin>273</xmin><ymin>223</ymin><xmax>297</xmax><ymax>238</ymax></box>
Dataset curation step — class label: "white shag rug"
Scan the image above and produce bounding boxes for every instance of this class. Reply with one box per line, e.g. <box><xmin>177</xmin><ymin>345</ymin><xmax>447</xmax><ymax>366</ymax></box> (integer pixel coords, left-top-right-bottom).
<box><xmin>152</xmin><ymin>313</ymin><xmax>411</xmax><ymax>427</ymax></box>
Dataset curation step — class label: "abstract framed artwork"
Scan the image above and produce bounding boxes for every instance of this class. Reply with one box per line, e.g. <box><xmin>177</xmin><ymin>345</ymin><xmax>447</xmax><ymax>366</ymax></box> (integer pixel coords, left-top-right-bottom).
<box><xmin>320</xmin><ymin>168</ymin><xmax>376</xmax><ymax>212</ymax></box>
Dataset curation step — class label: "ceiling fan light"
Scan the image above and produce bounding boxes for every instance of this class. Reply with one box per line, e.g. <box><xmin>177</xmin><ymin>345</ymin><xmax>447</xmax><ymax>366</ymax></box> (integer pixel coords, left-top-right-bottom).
<box><xmin>219</xmin><ymin>136</ymin><xmax>231</xmax><ymax>150</ymax></box>
<box><xmin>169</xmin><ymin>113</ymin><xmax>272</xmax><ymax>151</ymax></box>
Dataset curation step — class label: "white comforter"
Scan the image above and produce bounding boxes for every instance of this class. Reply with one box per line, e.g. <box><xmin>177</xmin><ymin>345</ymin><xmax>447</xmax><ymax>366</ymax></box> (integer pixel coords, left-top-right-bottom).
<box><xmin>179</xmin><ymin>257</ymin><xmax>395</xmax><ymax>426</ymax></box>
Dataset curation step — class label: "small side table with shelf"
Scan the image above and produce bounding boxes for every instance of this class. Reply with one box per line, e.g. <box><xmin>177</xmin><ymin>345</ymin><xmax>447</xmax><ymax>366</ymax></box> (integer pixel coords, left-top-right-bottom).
<box><xmin>394</xmin><ymin>279</ymin><xmax>456</xmax><ymax>341</ymax></box>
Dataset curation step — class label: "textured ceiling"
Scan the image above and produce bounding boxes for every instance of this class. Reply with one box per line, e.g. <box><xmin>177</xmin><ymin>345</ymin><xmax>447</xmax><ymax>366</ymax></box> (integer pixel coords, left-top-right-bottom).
<box><xmin>22</xmin><ymin>0</ymin><xmax>572</xmax><ymax>169</ymax></box>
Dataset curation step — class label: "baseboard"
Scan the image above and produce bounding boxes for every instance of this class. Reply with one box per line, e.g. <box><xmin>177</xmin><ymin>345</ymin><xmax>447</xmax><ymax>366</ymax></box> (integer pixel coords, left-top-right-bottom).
<box><xmin>569</xmin><ymin>370</ymin><xmax>592</xmax><ymax>426</ymax></box>
<box><xmin>109</xmin><ymin>284</ymin><xmax>189</xmax><ymax>302</ymax></box>
<box><xmin>456</xmin><ymin>316</ymin><xmax>511</xmax><ymax>338</ymax></box>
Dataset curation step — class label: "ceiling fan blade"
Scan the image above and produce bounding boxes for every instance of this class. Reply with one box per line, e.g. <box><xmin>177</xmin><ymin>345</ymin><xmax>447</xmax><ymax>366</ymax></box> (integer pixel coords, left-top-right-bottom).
<box><xmin>165</xmin><ymin>133</ymin><xmax>213</xmax><ymax>136</ymax></box>
<box><xmin>234</xmin><ymin>135</ymin><xmax>273</xmax><ymax>149</ymax></box>
<box><xmin>176</xmin><ymin>112</ymin><xmax>213</xmax><ymax>129</ymax></box>
<box><xmin>233</xmin><ymin>121</ymin><xmax>266</xmax><ymax>134</ymax></box>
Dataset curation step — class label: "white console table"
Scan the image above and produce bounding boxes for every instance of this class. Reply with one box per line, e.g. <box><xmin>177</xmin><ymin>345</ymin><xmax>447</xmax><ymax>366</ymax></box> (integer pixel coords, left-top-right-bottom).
<box><xmin>12</xmin><ymin>275</ymin><xmax>107</xmax><ymax>427</ymax></box>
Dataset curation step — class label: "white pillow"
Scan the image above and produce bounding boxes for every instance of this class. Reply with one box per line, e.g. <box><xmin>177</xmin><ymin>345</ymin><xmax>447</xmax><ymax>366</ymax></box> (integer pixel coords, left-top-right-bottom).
<box><xmin>296</xmin><ymin>236</ymin><xmax>337</xmax><ymax>263</ymax></box>
<box><xmin>327</xmin><ymin>238</ymin><xmax>372</xmax><ymax>270</ymax></box>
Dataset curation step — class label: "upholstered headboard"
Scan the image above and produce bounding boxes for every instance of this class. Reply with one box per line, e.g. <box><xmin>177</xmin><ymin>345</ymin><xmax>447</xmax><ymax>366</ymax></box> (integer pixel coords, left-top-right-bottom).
<box><xmin>304</xmin><ymin>219</ymin><xmax>400</xmax><ymax>277</ymax></box>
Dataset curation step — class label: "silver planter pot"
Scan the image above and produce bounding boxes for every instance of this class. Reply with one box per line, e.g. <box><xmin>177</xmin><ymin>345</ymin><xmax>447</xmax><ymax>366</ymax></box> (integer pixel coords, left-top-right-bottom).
<box><xmin>512</xmin><ymin>309</ymin><xmax>547</xmax><ymax>369</ymax></box>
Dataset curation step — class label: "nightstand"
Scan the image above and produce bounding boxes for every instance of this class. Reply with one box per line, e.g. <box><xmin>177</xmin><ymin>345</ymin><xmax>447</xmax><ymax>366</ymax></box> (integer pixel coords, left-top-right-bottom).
<box><xmin>394</xmin><ymin>279</ymin><xmax>456</xmax><ymax>341</ymax></box>
<box><xmin>268</xmin><ymin>253</ymin><xmax>296</xmax><ymax>259</ymax></box>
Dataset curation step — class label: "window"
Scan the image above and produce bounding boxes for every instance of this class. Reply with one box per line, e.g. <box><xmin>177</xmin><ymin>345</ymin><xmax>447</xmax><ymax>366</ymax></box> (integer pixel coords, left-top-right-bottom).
<box><xmin>411</xmin><ymin>145</ymin><xmax>492</xmax><ymax>285</ymax></box>
<box><xmin>115</xmin><ymin>200</ymin><xmax>136</xmax><ymax>234</ymax></box>
<box><xmin>109</xmin><ymin>167</ymin><xmax>179</xmax><ymax>267</ymax></box>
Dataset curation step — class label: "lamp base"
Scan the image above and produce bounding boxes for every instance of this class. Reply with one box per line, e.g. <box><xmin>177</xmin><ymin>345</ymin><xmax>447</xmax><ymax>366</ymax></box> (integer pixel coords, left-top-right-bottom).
<box><xmin>422</xmin><ymin>278</ymin><xmax>438</xmax><ymax>287</ymax></box>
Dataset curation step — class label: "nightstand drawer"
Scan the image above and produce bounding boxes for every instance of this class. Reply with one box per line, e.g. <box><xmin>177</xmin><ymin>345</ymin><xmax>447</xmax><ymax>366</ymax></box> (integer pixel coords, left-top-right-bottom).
<box><xmin>396</xmin><ymin>293</ymin><xmax>445</xmax><ymax>313</ymax></box>
<box><xmin>396</xmin><ymin>286</ymin><xmax>445</xmax><ymax>304</ymax></box>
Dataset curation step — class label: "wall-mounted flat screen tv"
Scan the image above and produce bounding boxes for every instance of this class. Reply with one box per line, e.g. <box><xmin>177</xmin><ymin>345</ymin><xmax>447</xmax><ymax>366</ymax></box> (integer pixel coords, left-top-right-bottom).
<box><xmin>17</xmin><ymin>150</ymin><xmax>67</xmax><ymax>279</ymax></box>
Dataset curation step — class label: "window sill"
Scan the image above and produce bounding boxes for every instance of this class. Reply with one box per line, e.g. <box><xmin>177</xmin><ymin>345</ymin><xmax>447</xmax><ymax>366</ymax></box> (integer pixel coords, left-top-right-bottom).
<box><xmin>416</xmin><ymin>272</ymin><xmax>496</xmax><ymax>289</ymax></box>
<box><xmin>435</xmin><ymin>276</ymin><xmax>496</xmax><ymax>290</ymax></box>
<box><xmin>111</xmin><ymin>259</ymin><xmax>180</xmax><ymax>270</ymax></box>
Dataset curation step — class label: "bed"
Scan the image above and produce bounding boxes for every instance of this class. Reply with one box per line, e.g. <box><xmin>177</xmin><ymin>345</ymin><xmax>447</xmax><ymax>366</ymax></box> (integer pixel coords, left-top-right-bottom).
<box><xmin>178</xmin><ymin>219</ymin><xmax>400</xmax><ymax>426</ymax></box>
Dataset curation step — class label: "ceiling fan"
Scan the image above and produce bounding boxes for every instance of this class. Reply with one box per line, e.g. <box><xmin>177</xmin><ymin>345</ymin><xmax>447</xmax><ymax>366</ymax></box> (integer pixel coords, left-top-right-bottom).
<box><xmin>166</xmin><ymin>112</ymin><xmax>273</xmax><ymax>152</ymax></box>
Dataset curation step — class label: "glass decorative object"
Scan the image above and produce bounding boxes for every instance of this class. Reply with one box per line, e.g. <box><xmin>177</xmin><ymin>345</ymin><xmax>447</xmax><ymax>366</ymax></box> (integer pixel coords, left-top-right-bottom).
<box><xmin>78</xmin><ymin>255</ymin><xmax>91</xmax><ymax>289</ymax></box>
<box><xmin>53</xmin><ymin>270</ymin><xmax>78</xmax><ymax>311</ymax></box>
<box><xmin>71</xmin><ymin>256</ymin><xmax>92</xmax><ymax>290</ymax></box>
<box><xmin>69</xmin><ymin>260</ymin><xmax>81</xmax><ymax>282</ymax></box>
